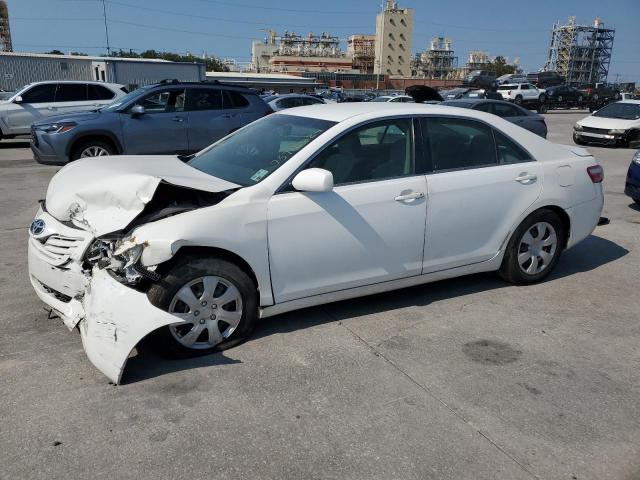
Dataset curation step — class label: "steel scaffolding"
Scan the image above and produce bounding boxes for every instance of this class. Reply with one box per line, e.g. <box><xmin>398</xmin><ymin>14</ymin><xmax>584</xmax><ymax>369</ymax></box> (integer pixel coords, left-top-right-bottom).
<box><xmin>413</xmin><ymin>37</ymin><xmax>458</xmax><ymax>79</ymax></box>
<box><xmin>0</xmin><ymin>1</ymin><xmax>12</xmax><ymax>52</ymax></box>
<box><xmin>545</xmin><ymin>17</ymin><xmax>614</xmax><ymax>85</ymax></box>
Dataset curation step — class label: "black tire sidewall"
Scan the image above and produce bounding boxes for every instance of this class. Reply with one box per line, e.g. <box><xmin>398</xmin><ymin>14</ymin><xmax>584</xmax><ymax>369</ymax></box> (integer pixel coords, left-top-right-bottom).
<box><xmin>147</xmin><ymin>255</ymin><xmax>258</xmax><ymax>358</ymax></box>
<box><xmin>499</xmin><ymin>209</ymin><xmax>565</xmax><ymax>285</ymax></box>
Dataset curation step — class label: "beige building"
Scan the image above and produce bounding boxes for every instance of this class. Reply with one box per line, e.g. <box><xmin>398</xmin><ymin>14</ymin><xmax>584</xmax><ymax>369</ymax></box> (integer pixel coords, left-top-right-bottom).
<box><xmin>374</xmin><ymin>0</ymin><xmax>414</xmax><ymax>76</ymax></box>
<box><xmin>347</xmin><ymin>34</ymin><xmax>376</xmax><ymax>74</ymax></box>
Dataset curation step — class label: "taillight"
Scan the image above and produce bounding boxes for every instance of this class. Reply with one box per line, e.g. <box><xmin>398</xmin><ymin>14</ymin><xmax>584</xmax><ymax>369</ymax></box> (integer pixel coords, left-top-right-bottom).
<box><xmin>587</xmin><ymin>165</ymin><xmax>603</xmax><ymax>183</ymax></box>
<box><xmin>507</xmin><ymin>90</ymin><xmax>511</xmax><ymax>95</ymax></box>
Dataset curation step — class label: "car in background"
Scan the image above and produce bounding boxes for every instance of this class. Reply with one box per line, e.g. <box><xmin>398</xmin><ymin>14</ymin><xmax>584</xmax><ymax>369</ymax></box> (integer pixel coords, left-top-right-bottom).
<box><xmin>573</xmin><ymin>100</ymin><xmax>640</xmax><ymax>148</ymax></box>
<box><xmin>625</xmin><ymin>150</ymin><xmax>640</xmax><ymax>206</ymax></box>
<box><xmin>31</xmin><ymin>81</ymin><xmax>271</xmax><ymax>165</ymax></box>
<box><xmin>264</xmin><ymin>94</ymin><xmax>325</xmax><ymax>111</ymax></box>
<box><xmin>441</xmin><ymin>99</ymin><xmax>547</xmax><ymax>137</ymax></box>
<box><xmin>497</xmin><ymin>74</ymin><xmax>528</xmax><ymax>85</ymax></box>
<box><xmin>498</xmin><ymin>83</ymin><xmax>546</xmax><ymax>105</ymax></box>
<box><xmin>371</xmin><ymin>95</ymin><xmax>415</xmax><ymax>103</ymax></box>
<box><xmin>0</xmin><ymin>81</ymin><xmax>127</xmax><ymax>141</ymax></box>
<box><xmin>441</xmin><ymin>88</ymin><xmax>473</xmax><ymax>100</ymax></box>
<box><xmin>28</xmin><ymin>102</ymin><xmax>604</xmax><ymax>382</ymax></box>
<box><xmin>526</xmin><ymin>71</ymin><xmax>564</xmax><ymax>88</ymax></box>
<box><xmin>578</xmin><ymin>83</ymin><xmax>621</xmax><ymax>109</ymax></box>
<box><xmin>544</xmin><ymin>85</ymin><xmax>584</xmax><ymax>109</ymax></box>
<box><xmin>462</xmin><ymin>89</ymin><xmax>503</xmax><ymax>101</ymax></box>
<box><xmin>463</xmin><ymin>70</ymin><xmax>497</xmax><ymax>89</ymax></box>
<box><xmin>318</xmin><ymin>90</ymin><xmax>345</xmax><ymax>103</ymax></box>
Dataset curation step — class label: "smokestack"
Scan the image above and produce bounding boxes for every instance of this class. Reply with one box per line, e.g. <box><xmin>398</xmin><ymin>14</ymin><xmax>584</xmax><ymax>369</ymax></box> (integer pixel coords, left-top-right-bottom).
<box><xmin>0</xmin><ymin>1</ymin><xmax>12</xmax><ymax>52</ymax></box>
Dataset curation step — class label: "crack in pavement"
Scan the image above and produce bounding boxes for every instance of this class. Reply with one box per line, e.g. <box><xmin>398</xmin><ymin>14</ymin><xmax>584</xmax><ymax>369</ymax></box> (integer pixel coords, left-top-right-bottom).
<box><xmin>322</xmin><ymin>307</ymin><xmax>541</xmax><ymax>480</ymax></box>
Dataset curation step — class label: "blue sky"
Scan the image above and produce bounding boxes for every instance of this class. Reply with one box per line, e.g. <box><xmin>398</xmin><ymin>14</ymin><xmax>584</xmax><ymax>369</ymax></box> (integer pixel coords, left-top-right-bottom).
<box><xmin>6</xmin><ymin>0</ymin><xmax>640</xmax><ymax>82</ymax></box>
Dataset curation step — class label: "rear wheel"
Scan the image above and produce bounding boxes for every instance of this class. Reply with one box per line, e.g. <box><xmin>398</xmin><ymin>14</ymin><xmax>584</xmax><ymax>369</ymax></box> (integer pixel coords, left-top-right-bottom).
<box><xmin>71</xmin><ymin>139</ymin><xmax>115</xmax><ymax>160</ymax></box>
<box><xmin>499</xmin><ymin>209</ymin><xmax>565</xmax><ymax>285</ymax></box>
<box><xmin>148</xmin><ymin>256</ymin><xmax>258</xmax><ymax>357</ymax></box>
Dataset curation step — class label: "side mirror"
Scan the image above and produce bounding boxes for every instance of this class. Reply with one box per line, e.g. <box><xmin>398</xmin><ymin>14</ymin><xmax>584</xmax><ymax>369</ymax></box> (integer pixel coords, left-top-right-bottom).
<box><xmin>292</xmin><ymin>168</ymin><xmax>333</xmax><ymax>193</ymax></box>
<box><xmin>130</xmin><ymin>104</ymin><xmax>145</xmax><ymax>116</ymax></box>
<box><xmin>13</xmin><ymin>95</ymin><xmax>23</xmax><ymax>104</ymax></box>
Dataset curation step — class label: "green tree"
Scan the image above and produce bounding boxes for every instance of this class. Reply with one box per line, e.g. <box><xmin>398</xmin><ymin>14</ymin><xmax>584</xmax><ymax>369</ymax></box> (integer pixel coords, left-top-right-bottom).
<box><xmin>489</xmin><ymin>56</ymin><xmax>516</xmax><ymax>77</ymax></box>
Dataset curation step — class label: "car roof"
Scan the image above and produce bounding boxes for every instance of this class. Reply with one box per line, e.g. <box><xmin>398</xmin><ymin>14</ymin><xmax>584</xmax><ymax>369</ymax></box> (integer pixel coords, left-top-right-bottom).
<box><xmin>613</xmin><ymin>100</ymin><xmax>640</xmax><ymax>105</ymax></box>
<box><xmin>26</xmin><ymin>80</ymin><xmax>124</xmax><ymax>88</ymax></box>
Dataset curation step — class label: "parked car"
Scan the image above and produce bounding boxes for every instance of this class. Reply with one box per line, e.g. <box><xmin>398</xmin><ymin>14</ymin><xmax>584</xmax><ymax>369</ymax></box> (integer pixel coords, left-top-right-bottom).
<box><xmin>370</xmin><ymin>95</ymin><xmax>415</xmax><ymax>103</ymax></box>
<box><xmin>463</xmin><ymin>70</ymin><xmax>497</xmax><ymax>89</ymax></box>
<box><xmin>30</xmin><ymin>81</ymin><xmax>272</xmax><ymax>165</ymax></box>
<box><xmin>441</xmin><ymin>88</ymin><xmax>472</xmax><ymax>100</ymax></box>
<box><xmin>577</xmin><ymin>83</ymin><xmax>621</xmax><ymax>109</ymax></box>
<box><xmin>497</xmin><ymin>83</ymin><xmax>546</xmax><ymax>105</ymax></box>
<box><xmin>0</xmin><ymin>81</ymin><xmax>127</xmax><ymax>141</ymax></box>
<box><xmin>526</xmin><ymin>71</ymin><xmax>565</xmax><ymax>88</ymax></box>
<box><xmin>441</xmin><ymin>99</ymin><xmax>547</xmax><ymax>137</ymax></box>
<box><xmin>573</xmin><ymin>100</ymin><xmax>640</xmax><ymax>147</ymax></box>
<box><xmin>461</xmin><ymin>89</ymin><xmax>503</xmax><ymax>101</ymax></box>
<box><xmin>263</xmin><ymin>94</ymin><xmax>325</xmax><ymax>111</ymax></box>
<box><xmin>497</xmin><ymin>74</ymin><xmax>528</xmax><ymax>85</ymax></box>
<box><xmin>625</xmin><ymin>150</ymin><xmax>640</xmax><ymax>206</ymax></box>
<box><xmin>544</xmin><ymin>85</ymin><xmax>584</xmax><ymax>109</ymax></box>
<box><xmin>28</xmin><ymin>103</ymin><xmax>604</xmax><ymax>383</ymax></box>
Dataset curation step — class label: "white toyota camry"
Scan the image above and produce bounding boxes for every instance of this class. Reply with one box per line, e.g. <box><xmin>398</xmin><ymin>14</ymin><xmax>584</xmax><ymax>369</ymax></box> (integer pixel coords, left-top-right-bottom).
<box><xmin>28</xmin><ymin>103</ymin><xmax>604</xmax><ymax>383</ymax></box>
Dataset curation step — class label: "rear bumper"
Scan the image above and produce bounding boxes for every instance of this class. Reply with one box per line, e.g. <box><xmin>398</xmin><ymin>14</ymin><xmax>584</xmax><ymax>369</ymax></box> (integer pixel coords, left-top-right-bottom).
<box><xmin>565</xmin><ymin>193</ymin><xmax>604</xmax><ymax>249</ymax></box>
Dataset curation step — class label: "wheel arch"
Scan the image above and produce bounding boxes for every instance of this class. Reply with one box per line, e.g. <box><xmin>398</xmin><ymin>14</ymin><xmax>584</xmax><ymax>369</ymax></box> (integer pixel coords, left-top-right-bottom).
<box><xmin>505</xmin><ymin>205</ymin><xmax>571</xmax><ymax>252</ymax></box>
<box><xmin>66</xmin><ymin>131</ymin><xmax>123</xmax><ymax>159</ymax></box>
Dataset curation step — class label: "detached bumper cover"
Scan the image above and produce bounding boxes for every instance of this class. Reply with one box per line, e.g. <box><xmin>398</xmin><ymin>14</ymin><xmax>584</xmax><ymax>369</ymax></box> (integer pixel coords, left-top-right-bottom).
<box><xmin>80</xmin><ymin>268</ymin><xmax>183</xmax><ymax>384</ymax></box>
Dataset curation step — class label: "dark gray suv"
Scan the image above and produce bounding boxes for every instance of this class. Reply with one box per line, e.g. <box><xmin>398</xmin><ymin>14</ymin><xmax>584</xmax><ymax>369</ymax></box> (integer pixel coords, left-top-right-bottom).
<box><xmin>31</xmin><ymin>81</ymin><xmax>272</xmax><ymax>165</ymax></box>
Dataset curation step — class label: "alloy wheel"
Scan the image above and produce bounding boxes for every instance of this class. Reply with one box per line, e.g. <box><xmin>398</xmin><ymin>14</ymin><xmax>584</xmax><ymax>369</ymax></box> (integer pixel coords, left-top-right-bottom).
<box><xmin>517</xmin><ymin>222</ymin><xmax>558</xmax><ymax>275</ymax></box>
<box><xmin>168</xmin><ymin>276</ymin><xmax>243</xmax><ymax>349</ymax></box>
<box><xmin>80</xmin><ymin>146</ymin><xmax>110</xmax><ymax>157</ymax></box>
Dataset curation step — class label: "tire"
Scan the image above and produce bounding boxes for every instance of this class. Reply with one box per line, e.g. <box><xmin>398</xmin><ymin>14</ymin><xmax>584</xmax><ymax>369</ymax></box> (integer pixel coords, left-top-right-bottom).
<box><xmin>71</xmin><ymin>139</ymin><xmax>115</xmax><ymax>160</ymax></box>
<box><xmin>147</xmin><ymin>255</ymin><xmax>258</xmax><ymax>358</ymax></box>
<box><xmin>514</xmin><ymin>95</ymin><xmax>523</xmax><ymax>105</ymax></box>
<box><xmin>573</xmin><ymin>134</ymin><xmax>585</xmax><ymax>145</ymax></box>
<box><xmin>537</xmin><ymin>104</ymin><xmax>548</xmax><ymax>114</ymax></box>
<box><xmin>498</xmin><ymin>209</ymin><xmax>565</xmax><ymax>285</ymax></box>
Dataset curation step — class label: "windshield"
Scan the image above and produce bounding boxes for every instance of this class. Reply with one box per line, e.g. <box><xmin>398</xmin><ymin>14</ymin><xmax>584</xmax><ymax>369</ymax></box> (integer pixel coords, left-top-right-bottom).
<box><xmin>593</xmin><ymin>103</ymin><xmax>640</xmax><ymax>120</ymax></box>
<box><xmin>100</xmin><ymin>87</ymin><xmax>149</xmax><ymax>112</ymax></box>
<box><xmin>188</xmin><ymin>114</ymin><xmax>336</xmax><ymax>186</ymax></box>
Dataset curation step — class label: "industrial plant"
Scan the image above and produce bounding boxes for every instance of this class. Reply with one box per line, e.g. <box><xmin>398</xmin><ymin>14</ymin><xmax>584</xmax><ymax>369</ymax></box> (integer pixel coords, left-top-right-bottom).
<box><xmin>0</xmin><ymin>0</ymin><xmax>12</xmax><ymax>52</ymax></box>
<box><xmin>544</xmin><ymin>16</ymin><xmax>615</xmax><ymax>86</ymax></box>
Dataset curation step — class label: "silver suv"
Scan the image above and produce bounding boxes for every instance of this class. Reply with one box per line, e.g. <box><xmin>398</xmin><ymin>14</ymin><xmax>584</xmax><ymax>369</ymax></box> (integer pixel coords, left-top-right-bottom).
<box><xmin>0</xmin><ymin>81</ymin><xmax>127</xmax><ymax>140</ymax></box>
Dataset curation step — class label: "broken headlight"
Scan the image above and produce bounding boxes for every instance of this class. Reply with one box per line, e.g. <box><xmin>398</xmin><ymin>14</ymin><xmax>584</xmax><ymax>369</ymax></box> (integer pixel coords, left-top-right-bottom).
<box><xmin>84</xmin><ymin>237</ymin><xmax>144</xmax><ymax>285</ymax></box>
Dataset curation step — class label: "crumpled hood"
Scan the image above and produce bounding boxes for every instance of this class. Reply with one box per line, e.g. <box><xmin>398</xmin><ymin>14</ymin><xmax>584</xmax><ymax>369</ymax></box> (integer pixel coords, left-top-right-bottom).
<box><xmin>577</xmin><ymin>115</ymin><xmax>640</xmax><ymax>130</ymax></box>
<box><xmin>45</xmin><ymin>155</ymin><xmax>240</xmax><ymax>235</ymax></box>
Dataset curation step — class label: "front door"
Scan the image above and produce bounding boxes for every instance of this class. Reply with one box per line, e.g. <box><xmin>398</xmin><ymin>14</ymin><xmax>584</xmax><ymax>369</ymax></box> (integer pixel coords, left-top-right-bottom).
<box><xmin>419</xmin><ymin>116</ymin><xmax>542</xmax><ymax>273</ymax></box>
<box><xmin>7</xmin><ymin>83</ymin><xmax>58</xmax><ymax>134</ymax></box>
<box><xmin>120</xmin><ymin>87</ymin><xmax>188</xmax><ymax>155</ymax></box>
<box><xmin>267</xmin><ymin>118</ymin><xmax>427</xmax><ymax>303</ymax></box>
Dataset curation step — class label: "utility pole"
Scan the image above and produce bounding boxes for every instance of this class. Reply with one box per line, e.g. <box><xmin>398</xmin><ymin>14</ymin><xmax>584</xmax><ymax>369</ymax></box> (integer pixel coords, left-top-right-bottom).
<box><xmin>101</xmin><ymin>0</ymin><xmax>111</xmax><ymax>56</ymax></box>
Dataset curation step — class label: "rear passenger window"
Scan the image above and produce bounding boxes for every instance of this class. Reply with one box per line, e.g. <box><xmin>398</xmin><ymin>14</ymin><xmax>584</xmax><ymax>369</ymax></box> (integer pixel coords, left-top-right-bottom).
<box><xmin>21</xmin><ymin>84</ymin><xmax>57</xmax><ymax>103</ymax></box>
<box><xmin>422</xmin><ymin>118</ymin><xmax>497</xmax><ymax>171</ymax></box>
<box><xmin>187</xmin><ymin>88</ymin><xmax>223</xmax><ymax>111</ymax></box>
<box><xmin>55</xmin><ymin>84</ymin><xmax>88</xmax><ymax>102</ymax></box>
<box><xmin>492</xmin><ymin>103</ymin><xmax>520</xmax><ymax>118</ymax></box>
<box><xmin>223</xmin><ymin>91</ymin><xmax>250</xmax><ymax>108</ymax></box>
<box><xmin>493</xmin><ymin>130</ymin><xmax>532</xmax><ymax>164</ymax></box>
<box><xmin>87</xmin><ymin>84</ymin><xmax>115</xmax><ymax>100</ymax></box>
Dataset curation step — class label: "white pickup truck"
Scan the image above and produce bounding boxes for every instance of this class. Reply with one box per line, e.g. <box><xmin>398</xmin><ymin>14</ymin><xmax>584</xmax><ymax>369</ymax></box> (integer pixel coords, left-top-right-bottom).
<box><xmin>497</xmin><ymin>83</ymin><xmax>546</xmax><ymax>105</ymax></box>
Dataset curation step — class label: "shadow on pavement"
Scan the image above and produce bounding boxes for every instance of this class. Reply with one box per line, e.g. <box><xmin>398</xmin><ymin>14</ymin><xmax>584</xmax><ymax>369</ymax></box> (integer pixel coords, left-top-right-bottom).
<box><xmin>123</xmin><ymin>234</ymin><xmax>627</xmax><ymax>382</ymax></box>
<box><xmin>0</xmin><ymin>141</ymin><xmax>30</xmax><ymax>149</ymax></box>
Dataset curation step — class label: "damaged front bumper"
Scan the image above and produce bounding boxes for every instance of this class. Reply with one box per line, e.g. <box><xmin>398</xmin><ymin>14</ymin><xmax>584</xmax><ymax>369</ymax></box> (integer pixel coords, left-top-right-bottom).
<box><xmin>28</xmin><ymin>209</ymin><xmax>183</xmax><ymax>384</ymax></box>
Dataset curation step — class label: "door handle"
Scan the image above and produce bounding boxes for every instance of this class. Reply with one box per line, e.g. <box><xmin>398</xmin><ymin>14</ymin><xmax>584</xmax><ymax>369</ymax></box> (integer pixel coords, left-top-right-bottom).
<box><xmin>515</xmin><ymin>173</ymin><xmax>537</xmax><ymax>184</ymax></box>
<box><xmin>394</xmin><ymin>191</ymin><xmax>425</xmax><ymax>202</ymax></box>
<box><xmin>172</xmin><ymin>116</ymin><xmax>185</xmax><ymax>123</ymax></box>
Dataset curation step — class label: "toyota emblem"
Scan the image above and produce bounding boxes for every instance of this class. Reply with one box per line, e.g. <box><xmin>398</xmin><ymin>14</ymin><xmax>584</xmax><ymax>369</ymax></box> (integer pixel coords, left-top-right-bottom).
<box><xmin>30</xmin><ymin>219</ymin><xmax>46</xmax><ymax>235</ymax></box>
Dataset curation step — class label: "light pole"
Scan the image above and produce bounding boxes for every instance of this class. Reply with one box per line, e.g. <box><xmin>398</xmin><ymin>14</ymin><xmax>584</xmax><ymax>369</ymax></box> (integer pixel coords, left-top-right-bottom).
<box><xmin>101</xmin><ymin>0</ymin><xmax>111</xmax><ymax>56</ymax></box>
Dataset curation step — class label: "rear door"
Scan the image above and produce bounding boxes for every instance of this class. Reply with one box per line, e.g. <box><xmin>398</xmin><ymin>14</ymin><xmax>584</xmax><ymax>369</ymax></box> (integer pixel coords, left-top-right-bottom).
<box><xmin>418</xmin><ymin>116</ymin><xmax>542</xmax><ymax>272</ymax></box>
<box><xmin>52</xmin><ymin>83</ymin><xmax>92</xmax><ymax>115</ymax></box>
<box><xmin>223</xmin><ymin>90</ymin><xmax>254</xmax><ymax>130</ymax></box>
<box><xmin>185</xmin><ymin>87</ymin><xmax>228</xmax><ymax>153</ymax></box>
<box><xmin>7</xmin><ymin>83</ymin><xmax>58</xmax><ymax>133</ymax></box>
<box><xmin>87</xmin><ymin>83</ymin><xmax>117</xmax><ymax>107</ymax></box>
<box><xmin>119</xmin><ymin>87</ymin><xmax>188</xmax><ymax>155</ymax></box>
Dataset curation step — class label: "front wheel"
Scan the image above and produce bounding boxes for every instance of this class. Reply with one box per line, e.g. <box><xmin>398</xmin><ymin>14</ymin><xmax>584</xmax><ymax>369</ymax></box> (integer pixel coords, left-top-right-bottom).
<box><xmin>499</xmin><ymin>209</ymin><xmax>565</xmax><ymax>285</ymax></box>
<box><xmin>148</xmin><ymin>256</ymin><xmax>258</xmax><ymax>357</ymax></box>
<box><xmin>514</xmin><ymin>95</ymin><xmax>523</xmax><ymax>105</ymax></box>
<box><xmin>71</xmin><ymin>139</ymin><xmax>115</xmax><ymax>160</ymax></box>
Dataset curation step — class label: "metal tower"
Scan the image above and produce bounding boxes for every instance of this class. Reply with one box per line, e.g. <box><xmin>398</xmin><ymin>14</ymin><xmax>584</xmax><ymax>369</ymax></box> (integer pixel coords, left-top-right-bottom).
<box><xmin>545</xmin><ymin>17</ymin><xmax>615</xmax><ymax>85</ymax></box>
<box><xmin>0</xmin><ymin>1</ymin><xmax>12</xmax><ymax>52</ymax></box>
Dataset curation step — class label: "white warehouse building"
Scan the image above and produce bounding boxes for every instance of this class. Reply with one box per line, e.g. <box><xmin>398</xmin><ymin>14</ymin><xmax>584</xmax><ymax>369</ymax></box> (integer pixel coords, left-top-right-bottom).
<box><xmin>0</xmin><ymin>52</ymin><xmax>206</xmax><ymax>91</ymax></box>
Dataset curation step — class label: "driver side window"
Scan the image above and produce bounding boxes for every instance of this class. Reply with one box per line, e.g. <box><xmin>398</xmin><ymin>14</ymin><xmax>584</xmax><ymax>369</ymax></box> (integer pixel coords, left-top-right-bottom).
<box><xmin>133</xmin><ymin>88</ymin><xmax>186</xmax><ymax>113</ymax></box>
<box><xmin>308</xmin><ymin>119</ymin><xmax>414</xmax><ymax>185</ymax></box>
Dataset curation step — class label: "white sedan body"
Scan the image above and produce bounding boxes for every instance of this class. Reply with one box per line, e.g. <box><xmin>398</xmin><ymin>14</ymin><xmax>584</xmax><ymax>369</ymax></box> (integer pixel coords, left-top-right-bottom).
<box><xmin>28</xmin><ymin>103</ymin><xmax>604</xmax><ymax>382</ymax></box>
